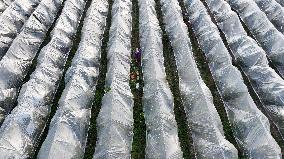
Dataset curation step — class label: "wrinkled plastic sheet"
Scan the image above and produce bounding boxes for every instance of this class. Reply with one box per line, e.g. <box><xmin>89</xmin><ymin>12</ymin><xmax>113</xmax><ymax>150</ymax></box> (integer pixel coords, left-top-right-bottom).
<box><xmin>275</xmin><ymin>0</ymin><xmax>284</xmax><ymax>7</ymax></box>
<box><xmin>38</xmin><ymin>0</ymin><xmax>109</xmax><ymax>158</ymax></box>
<box><xmin>185</xmin><ymin>0</ymin><xmax>282</xmax><ymax>158</ymax></box>
<box><xmin>0</xmin><ymin>0</ymin><xmax>85</xmax><ymax>158</ymax></box>
<box><xmin>0</xmin><ymin>0</ymin><xmax>63</xmax><ymax>126</ymax></box>
<box><xmin>93</xmin><ymin>0</ymin><xmax>134</xmax><ymax>158</ymax></box>
<box><xmin>139</xmin><ymin>0</ymin><xmax>183</xmax><ymax>158</ymax></box>
<box><xmin>160</xmin><ymin>0</ymin><xmax>238</xmax><ymax>158</ymax></box>
<box><xmin>226</xmin><ymin>0</ymin><xmax>284</xmax><ymax>79</ymax></box>
<box><xmin>254</xmin><ymin>0</ymin><xmax>284</xmax><ymax>34</ymax></box>
<box><xmin>0</xmin><ymin>0</ymin><xmax>42</xmax><ymax>59</ymax></box>
<box><xmin>0</xmin><ymin>0</ymin><xmax>14</xmax><ymax>14</ymax></box>
<box><xmin>206</xmin><ymin>0</ymin><xmax>284</xmax><ymax>145</ymax></box>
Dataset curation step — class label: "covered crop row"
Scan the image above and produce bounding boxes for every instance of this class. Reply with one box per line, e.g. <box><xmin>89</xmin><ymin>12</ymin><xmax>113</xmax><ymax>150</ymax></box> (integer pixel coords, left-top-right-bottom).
<box><xmin>0</xmin><ymin>0</ymin><xmax>283</xmax><ymax>158</ymax></box>
<box><xmin>253</xmin><ymin>0</ymin><xmax>284</xmax><ymax>34</ymax></box>
<box><xmin>226</xmin><ymin>0</ymin><xmax>284</xmax><ymax>78</ymax></box>
<box><xmin>38</xmin><ymin>0</ymin><xmax>109</xmax><ymax>158</ymax></box>
<box><xmin>93</xmin><ymin>0</ymin><xmax>134</xmax><ymax>158</ymax></box>
<box><xmin>0</xmin><ymin>0</ymin><xmax>42</xmax><ymax>59</ymax></box>
<box><xmin>205</xmin><ymin>0</ymin><xmax>284</xmax><ymax>143</ymax></box>
<box><xmin>0</xmin><ymin>0</ymin><xmax>63</xmax><ymax>125</ymax></box>
<box><xmin>139</xmin><ymin>0</ymin><xmax>182</xmax><ymax>158</ymax></box>
<box><xmin>276</xmin><ymin>0</ymin><xmax>284</xmax><ymax>6</ymax></box>
<box><xmin>185</xmin><ymin>0</ymin><xmax>282</xmax><ymax>158</ymax></box>
<box><xmin>0</xmin><ymin>0</ymin><xmax>14</xmax><ymax>14</ymax></box>
<box><xmin>160</xmin><ymin>0</ymin><xmax>238</xmax><ymax>158</ymax></box>
<box><xmin>0</xmin><ymin>0</ymin><xmax>86</xmax><ymax>158</ymax></box>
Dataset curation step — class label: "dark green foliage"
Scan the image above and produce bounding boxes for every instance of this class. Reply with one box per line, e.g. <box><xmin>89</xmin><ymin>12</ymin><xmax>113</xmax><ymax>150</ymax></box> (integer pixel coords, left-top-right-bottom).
<box><xmin>130</xmin><ymin>0</ymin><xmax>147</xmax><ymax>158</ymax></box>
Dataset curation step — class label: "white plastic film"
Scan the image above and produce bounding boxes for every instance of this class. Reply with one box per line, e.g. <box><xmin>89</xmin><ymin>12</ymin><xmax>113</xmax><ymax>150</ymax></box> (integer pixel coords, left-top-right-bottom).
<box><xmin>226</xmin><ymin>0</ymin><xmax>284</xmax><ymax>78</ymax></box>
<box><xmin>139</xmin><ymin>0</ymin><xmax>183</xmax><ymax>158</ymax></box>
<box><xmin>0</xmin><ymin>0</ymin><xmax>42</xmax><ymax>59</ymax></box>
<box><xmin>38</xmin><ymin>0</ymin><xmax>109</xmax><ymax>158</ymax></box>
<box><xmin>253</xmin><ymin>0</ymin><xmax>284</xmax><ymax>34</ymax></box>
<box><xmin>205</xmin><ymin>0</ymin><xmax>284</xmax><ymax>146</ymax></box>
<box><xmin>0</xmin><ymin>37</ymin><xmax>72</xmax><ymax>159</ymax></box>
<box><xmin>160</xmin><ymin>0</ymin><xmax>238</xmax><ymax>158</ymax></box>
<box><xmin>0</xmin><ymin>0</ymin><xmax>63</xmax><ymax>125</ymax></box>
<box><xmin>93</xmin><ymin>0</ymin><xmax>134</xmax><ymax>158</ymax></box>
<box><xmin>0</xmin><ymin>0</ymin><xmax>15</xmax><ymax>14</ymax></box>
<box><xmin>185</xmin><ymin>0</ymin><xmax>282</xmax><ymax>158</ymax></box>
<box><xmin>275</xmin><ymin>0</ymin><xmax>284</xmax><ymax>7</ymax></box>
<box><xmin>0</xmin><ymin>0</ymin><xmax>85</xmax><ymax>158</ymax></box>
